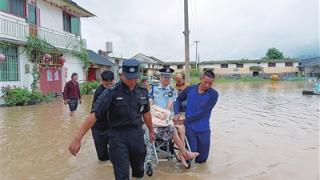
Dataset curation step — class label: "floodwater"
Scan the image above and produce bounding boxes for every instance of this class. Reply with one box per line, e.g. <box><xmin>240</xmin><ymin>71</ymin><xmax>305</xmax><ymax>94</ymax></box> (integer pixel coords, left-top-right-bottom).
<box><xmin>0</xmin><ymin>82</ymin><xmax>319</xmax><ymax>180</ymax></box>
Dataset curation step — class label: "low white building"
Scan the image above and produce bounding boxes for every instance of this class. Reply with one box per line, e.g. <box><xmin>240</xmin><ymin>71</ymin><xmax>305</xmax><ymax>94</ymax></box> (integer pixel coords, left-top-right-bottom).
<box><xmin>0</xmin><ymin>0</ymin><xmax>94</xmax><ymax>97</ymax></box>
<box><xmin>198</xmin><ymin>59</ymin><xmax>299</xmax><ymax>77</ymax></box>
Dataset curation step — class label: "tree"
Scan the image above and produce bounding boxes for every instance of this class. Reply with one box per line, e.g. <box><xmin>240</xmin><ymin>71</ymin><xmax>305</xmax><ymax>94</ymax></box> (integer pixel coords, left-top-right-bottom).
<box><xmin>264</xmin><ymin>48</ymin><xmax>284</xmax><ymax>59</ymax></box>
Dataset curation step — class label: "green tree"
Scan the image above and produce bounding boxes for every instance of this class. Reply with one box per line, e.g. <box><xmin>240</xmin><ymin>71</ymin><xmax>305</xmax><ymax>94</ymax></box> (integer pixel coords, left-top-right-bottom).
<box><xmin>264</xmin><ymin>48</ymin><xmax>284</xmax><ymax>59</ymax></box>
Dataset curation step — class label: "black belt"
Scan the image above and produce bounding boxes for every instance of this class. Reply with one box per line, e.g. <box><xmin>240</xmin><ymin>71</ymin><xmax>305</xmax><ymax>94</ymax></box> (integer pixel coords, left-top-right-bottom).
<box><xmin>111</xmin><ymin>125</ymin><xmax>141</xmax><ymax>130</ymax></box>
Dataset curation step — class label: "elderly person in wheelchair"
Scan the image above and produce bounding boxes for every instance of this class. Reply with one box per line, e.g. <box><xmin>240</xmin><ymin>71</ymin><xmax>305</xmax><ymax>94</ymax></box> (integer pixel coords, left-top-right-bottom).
<box><xmin>151</xmin><ymin>105</ymin><xmax>198</xmax><ymax>168</ymax></box>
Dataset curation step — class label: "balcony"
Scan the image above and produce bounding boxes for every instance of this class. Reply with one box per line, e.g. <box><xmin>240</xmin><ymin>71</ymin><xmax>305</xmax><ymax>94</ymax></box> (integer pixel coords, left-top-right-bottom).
<box><xmin>0</xmin><ymin>14</ymin><xmax>83</xmax><ymax>51</ymax></box>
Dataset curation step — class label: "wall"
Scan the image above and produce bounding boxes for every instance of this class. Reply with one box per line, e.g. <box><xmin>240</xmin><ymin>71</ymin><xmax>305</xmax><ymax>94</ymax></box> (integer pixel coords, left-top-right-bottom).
<box><xmin>62</xmin><ymin>52</ymin><xmax>84</xmax><ymax>90</ymax></box>
<box><xmin>199</xmin><ymin>62</ymin><xmax>299</xmax><ymax>76</ymax></box>
<box><xmin>37</xmin><ymin>0</ymin><xmax>64</xmax><ymax>32</ymax></box>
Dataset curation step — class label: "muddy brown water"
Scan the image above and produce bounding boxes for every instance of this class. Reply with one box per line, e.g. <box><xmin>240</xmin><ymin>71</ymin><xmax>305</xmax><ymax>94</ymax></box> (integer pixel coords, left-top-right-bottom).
<box><xmin>0</xmin><ymin>82</ymin><xmax>318</xmax><ymax>180</ymax></box>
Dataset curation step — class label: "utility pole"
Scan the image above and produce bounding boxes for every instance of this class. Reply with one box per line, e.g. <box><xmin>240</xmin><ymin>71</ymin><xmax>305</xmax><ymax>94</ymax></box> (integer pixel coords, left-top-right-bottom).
<box><xmin>184</xmin><ymin>0</ymin><xmax>190</xmax><ymax>83</ymax></box>
<box><xmin>194</xmin><ymin>40</ymin><xmax>199</xmax><ymax>69</ymax></box>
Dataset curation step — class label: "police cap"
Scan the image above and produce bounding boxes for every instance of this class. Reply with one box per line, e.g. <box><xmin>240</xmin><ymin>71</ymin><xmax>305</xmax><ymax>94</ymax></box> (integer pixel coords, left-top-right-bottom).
<box><xmin>122</xmin><ymin>59</ymin><xmax>140</xmax><ymax>80</ymax></box>
<box><xmin>159</xmin><ymin>66</ymin><xmax>174</xmax><ymax>77</ymax></box>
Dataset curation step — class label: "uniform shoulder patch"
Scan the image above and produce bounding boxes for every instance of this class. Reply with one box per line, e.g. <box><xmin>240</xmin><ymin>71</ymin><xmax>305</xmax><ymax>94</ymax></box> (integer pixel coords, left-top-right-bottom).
<box><xmin>109</xmin><ymin>82</ymin><xmax>120</xmax><ymax>91</ymax></box>
<box><xmin>138</xmin><ymin>84</ymin><xmax>147</xmax><ymax>90</ymax></box>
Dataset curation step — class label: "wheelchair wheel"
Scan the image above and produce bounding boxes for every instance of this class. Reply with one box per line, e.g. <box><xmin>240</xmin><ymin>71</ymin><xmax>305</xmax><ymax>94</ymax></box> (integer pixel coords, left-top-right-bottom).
<box><xmin>185</xmin><ymin>160</ymin><xmax>191</xmax><ymax>169</ymax></box>
<box><xmin>146</xmin><ymin>162</ymin><xmax>153</xmax><ymax>177</ymax></box>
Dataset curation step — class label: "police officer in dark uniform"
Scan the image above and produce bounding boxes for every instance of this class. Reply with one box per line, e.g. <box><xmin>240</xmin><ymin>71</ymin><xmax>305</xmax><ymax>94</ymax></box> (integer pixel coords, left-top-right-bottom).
<box><xmin>91</xmin><ymin>70</ymin><xmax>114</xmax><ymax>161</ymax></box>
<box><xmin>69</xmin><ymin>59</ymin><xmax>155</xmax><ymax>180</ymax></box>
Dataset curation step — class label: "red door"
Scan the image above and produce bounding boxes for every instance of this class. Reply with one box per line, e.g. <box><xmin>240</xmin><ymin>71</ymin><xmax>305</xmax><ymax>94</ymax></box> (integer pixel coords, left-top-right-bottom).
<box><xmin>39</xmin><ymin>66</ymin><xmax>62</xmax><ymax>94</ymax></box>
<box><xmin>88</xmin><ymin>68</ymin><xmax>96</xmax><ymax>81</ymax></box>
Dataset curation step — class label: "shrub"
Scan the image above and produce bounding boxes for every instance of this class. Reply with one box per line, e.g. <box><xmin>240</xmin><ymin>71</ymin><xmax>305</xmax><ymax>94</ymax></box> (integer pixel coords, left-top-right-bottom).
<box><xmin>1</xmin><ymin>86</ymin><xmax>31</xmax><ymax>106</ymax></box>
<box><xmin>1</xmin><ymin>86</ymin><xmax>55</xmax><ymax>106</ymax></box>
<box><xmin>80</xmin><ymin>81</ymin><xmax>100</xmax><ymax>95</ymax></box>
<box><xmin>42</xmin><ymin>92</ymin><xmax>55</xmax><ymax>102</ymax></box>
<box><xmin>28</xmin><ymin>91</ymin><xmax>44</xmax><ymax>104</ymax></box>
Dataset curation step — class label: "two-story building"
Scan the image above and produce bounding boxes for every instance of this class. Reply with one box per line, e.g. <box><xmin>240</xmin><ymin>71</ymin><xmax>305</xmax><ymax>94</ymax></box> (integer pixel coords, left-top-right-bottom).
<box><xmin>0</xmin><ymin>0</ymin><xmax>94</xmax><ymax>95</ymax></box>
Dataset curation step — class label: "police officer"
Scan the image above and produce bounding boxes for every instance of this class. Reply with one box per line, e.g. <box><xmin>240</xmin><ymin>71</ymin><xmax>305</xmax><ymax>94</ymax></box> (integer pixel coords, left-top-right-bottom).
<box><xmin>91</xmin><ymin>70</ymin><xmax>114</xmax><ymax>161</ymax></box>
<box><xmin>149</xmin><ymin>66</ymin><xmax>177</xmax><ymax>110</ymax></box>
<box><xmin>69</xmin><ymin>59</ymin><xmax>155</xmax><ymax>180</ymax></box>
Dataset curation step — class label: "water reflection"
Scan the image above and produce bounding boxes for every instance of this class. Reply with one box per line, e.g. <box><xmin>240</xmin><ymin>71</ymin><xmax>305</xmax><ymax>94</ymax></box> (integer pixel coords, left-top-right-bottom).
<box><xmin>0</xmin><ymin>82</ymin><xmax>318</xmax><ymax>180</ymax></box>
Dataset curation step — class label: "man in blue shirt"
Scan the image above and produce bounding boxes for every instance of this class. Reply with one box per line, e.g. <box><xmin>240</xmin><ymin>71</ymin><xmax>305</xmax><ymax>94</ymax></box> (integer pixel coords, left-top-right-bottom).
<box><xmin>173</xmin><ymin>70</ymin><xmax>219</xmax><ymax>163</ymax></box>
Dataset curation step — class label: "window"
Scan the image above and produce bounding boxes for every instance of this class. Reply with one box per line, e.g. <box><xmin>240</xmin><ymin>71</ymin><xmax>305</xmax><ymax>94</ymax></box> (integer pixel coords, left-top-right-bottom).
<box><xmin>221</xmin><ymin>64</ymin><xmax>228</xmax><ymax>68</ymax></box>
<box><xmin>285</xmin><ymin>62</ymin><xmax>293</xmax><ymax>67</ymax></box>
<box><xmin>0</xmin><ymin>46</ymin><xmax>19</xmax><ymax>81</ymax></box>
<box><xmin>0</xmin><ymin>0</ymin><xmax>26</xmax><ymax>17</ymax></box>
<box><xmin>71</xmin><ymin>17</ymin><xmax>80</xmax><ymax>35</ymax></box>
<box><xmin>268</xmin><ymin>63</ymin><xmax>276</xmax><ymax>67</ymax></box>
<box><xmin>63</xmin><ymin>12</ymin><xmax>80</xmax><ymax>35</ymax></box>
<box><xmin>63</xmin><ymin>12</ymin><xmax>72</xmax><ymax>33</ymax></box>
<box><xmin>28</xmin><ymin>4</ymin><xmax>36</xmax><ymax>25</ymax></box>
<box><xmin>177</xmin><ymin>64</ymin><xmax>184</xmax><ymax>69</ymax></box>
<box><xmin>236</xmin><ymin>63</ymin><xmax>244</xmax><ymax>68</ymax></box>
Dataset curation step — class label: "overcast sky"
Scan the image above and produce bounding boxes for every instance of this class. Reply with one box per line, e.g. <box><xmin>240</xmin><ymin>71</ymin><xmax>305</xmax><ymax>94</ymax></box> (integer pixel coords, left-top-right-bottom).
<box><xmin>76</xmin><ymin>0</ymin><xmax>319</xmax><ymax>61</ymax></box>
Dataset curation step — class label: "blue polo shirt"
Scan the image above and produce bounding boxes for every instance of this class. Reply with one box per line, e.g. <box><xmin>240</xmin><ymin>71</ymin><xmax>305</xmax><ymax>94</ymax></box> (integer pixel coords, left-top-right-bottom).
<box><xmin>149</xmin><ymin>84</ymin><xmax>177</xmax><ymax>109</ymax></box>
<box><xmin>174</xmin><ymin>85</ymin><xmax>218</xmax><ymax>132</ymax></box>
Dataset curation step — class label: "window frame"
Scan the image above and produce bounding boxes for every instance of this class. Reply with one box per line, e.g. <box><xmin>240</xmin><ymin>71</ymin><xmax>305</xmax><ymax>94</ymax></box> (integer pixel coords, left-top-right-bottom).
<box><xmin>0</xmin><ymin>45</ymin><xmax>19</xmax><ymax>82</ymax></box>
<box><xmin>236</xmin><ymin>63</ymin><xmax>244</xmax><ymax>68</ymax></box>
<box><xmin>285</xmin><ymin>62</ymin><xmax>293</xmax><ymax>67</ymax></box>
<box><xmin>28</xmin><ymin>3</ymin><xmax>37</xmax><ymax>25</ymax></box>
<box><xmin>220</xmin><ymin>64</ymin><xmax>228</xmax><ymax>68</ymax></box>
<box><xmin>0</xmin><ymin>0</ymin><xmax>27</xmax><ymax>18</ymax></box>
<box><xmin>268</xmin><ymin>62</ymin><xmax>276</xmax><ymax>67</ymax></box>
<box><xmin>63</xmin><ymin>11</ymin><xmax>80</xmax><ymax>35</ymax></box>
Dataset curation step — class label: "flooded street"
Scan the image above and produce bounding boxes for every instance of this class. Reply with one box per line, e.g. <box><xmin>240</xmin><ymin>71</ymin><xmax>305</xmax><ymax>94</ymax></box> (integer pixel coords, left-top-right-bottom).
<box><xmin>0</xmin><ymin>82</ymin><xmax>318</xmax><ymax>180</ymax></box>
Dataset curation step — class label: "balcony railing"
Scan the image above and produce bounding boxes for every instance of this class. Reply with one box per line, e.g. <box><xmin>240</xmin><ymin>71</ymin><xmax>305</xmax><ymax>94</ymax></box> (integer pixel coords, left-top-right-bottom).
<box><xmin>0</xmin><ymin>14</ymin><xmax>83</xmax><ymax>51</ymax></box>
<box><xmin>0</xmin><ymin>14</ymin><xmax>28</xmax><ymax>42</ymax></box>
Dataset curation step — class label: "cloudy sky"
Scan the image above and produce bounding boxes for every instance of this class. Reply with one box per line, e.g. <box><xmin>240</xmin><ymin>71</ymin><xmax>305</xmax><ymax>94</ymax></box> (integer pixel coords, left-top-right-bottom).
<box><xmin>76</xmin><ymin>0</ymin><xmax>319</xmax><ymax>61</ymax></box>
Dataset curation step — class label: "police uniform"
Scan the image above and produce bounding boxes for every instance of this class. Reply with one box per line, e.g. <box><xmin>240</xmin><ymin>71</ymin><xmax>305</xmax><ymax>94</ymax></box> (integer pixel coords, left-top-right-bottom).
<box><xmin>91</xmin><ymin>59</ymin><xmax>150</xmax><ymax>180</ymax></box>
<box><xmin>149</xmin><ymin>67</ymin><xmax>177</xmax><ymax>109</ymax></box>
<box><xmin>91</xmin><ymin>70</ymin><xmax>115</xmax><ymax>162</ymax></box>
<box><xmin>91</xmin><ymin>84</ymin><xmax>110</xmax><ymax>161</ymax></box>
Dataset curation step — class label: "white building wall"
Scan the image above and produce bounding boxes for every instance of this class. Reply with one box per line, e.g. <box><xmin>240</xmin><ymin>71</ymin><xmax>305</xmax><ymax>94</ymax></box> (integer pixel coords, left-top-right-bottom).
<box><xmin>37</xmin><ymin>0</ymin><xmax>64</xmax><ymax>32</ymax></box>
<box><xmin>228</xmin><ymin>64</ymin><xmax>236</xmax><ymax>68</ymax></box>
<box><xmin>62</xmin><ymin>52</ymin><xmax>84</xmax><ymax>89</ymax></box>
<box><xmin>19</xmin><ymin>47</ymin><xmax>34</xmax><ymax>89</ymax></box>
<box><xmin>244</xmin><ymin>63</ymin><xmax>259</xmax><ymax>67</ymax></box>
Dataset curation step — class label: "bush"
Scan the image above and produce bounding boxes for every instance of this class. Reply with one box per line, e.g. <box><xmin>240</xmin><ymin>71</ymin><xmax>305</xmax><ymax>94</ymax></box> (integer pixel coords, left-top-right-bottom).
<box><xmin>80</xmin><ymin>81</ymin><xmax>100</xmax><ymax>95</ymax></box>
<box><xmin>28</xmin><ymin>91</ymin><xmax>45</xmax><ymax>105</ymax></box>
<box><xmin>1</xmin><ymin>86</ymin><xmax>31</xmax><ymax>106</ymax></box>
<box><xmin>43</xmin><ymin>92</ymin><xmax>55</xmax><ymax>102</ymax></box>
<box><xmin>1</xmin><ymin>86</ymin><xmax>55</xmax><ymax>106</ymax></box>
